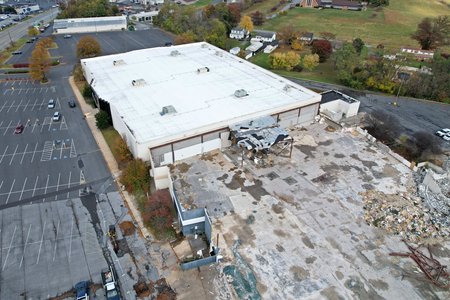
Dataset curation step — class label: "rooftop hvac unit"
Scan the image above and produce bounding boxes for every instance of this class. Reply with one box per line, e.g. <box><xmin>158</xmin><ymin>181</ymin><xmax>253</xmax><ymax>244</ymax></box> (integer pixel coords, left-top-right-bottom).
<box><xmin>201</xmin><ymin>43</ymin><xmax>208</xmax><ymax>48</ymax></box>
<box><xmin>160</xmin><ymin>105</ymin><xmax>177</xmax><ymax>116</ymax></box>
<box><xmin>234</xmin><ymin>89</ymin><xmax>248</xmax><ymax>98</ymax></box>
<box><xmin>170</xmin><ymin>50</ymin><xmax>180</xmax><ymax>56</ymax></box>
<box><xmin>113</xmin><ymin>59</ymin><xmax>126</xmax><ymax>66</ymax></box>
<box><xmin>197</xmin><ymin>67</ymin><xmax>210</xmax><ymax>74</ymax></box>
<box><xmin>131</xmin><ymin>79</ymin><xmax>146</xmax><ymax>86</ymax></box>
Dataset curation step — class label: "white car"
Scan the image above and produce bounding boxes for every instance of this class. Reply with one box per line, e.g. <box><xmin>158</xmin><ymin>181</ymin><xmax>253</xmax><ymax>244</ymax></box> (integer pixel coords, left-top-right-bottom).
<box><xmin>53</xmin><ymin>112</ymin><xmax>61</xmax><ymax>121</ymax></box>
<box><xmin>441</xmin><ymin>128</ymin><xmax>450</xmax><ymax>134</ymax></box>
<box><xmin>443</xmin><ymin>134</ymin><xmax>450</xmax><ymax>142</ymax></box>
<box><xmin>48</xmin><ymin>99</ymin><xmax>55</xmax><ymax>109</ymax></box>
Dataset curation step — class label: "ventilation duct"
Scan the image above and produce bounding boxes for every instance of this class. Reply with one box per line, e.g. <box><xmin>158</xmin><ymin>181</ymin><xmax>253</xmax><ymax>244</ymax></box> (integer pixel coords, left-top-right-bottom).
<box><xmin>160</xmin><ymin>105</ymin><xmax>177</xmax><ymax>116</ymax></box>
<box><xmin>170</xmin><ymin>50</ymin><xmax>180</xmax><ymax>56</ymax></box>
<box><xmin>197</xmin><ymin>67</ymin><xmax>210</xmax><ymax>74</ymax></box>
<box><xmin>234</xmin><ymin>89</ymin><xmax>248</xmax><ymax>98</ymax></box>
<box><xmin>131</xmin><ymin>79</ymin><xmax>146</xmax><ymax>86</ymax></box>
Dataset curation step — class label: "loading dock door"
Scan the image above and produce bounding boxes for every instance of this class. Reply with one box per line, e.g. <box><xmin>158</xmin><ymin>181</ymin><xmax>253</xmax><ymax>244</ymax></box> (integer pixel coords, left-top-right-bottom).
<box><xmin>298</xmin><ymin>104</ymin><xmax>318</xmax><ymax>126</ymax></box>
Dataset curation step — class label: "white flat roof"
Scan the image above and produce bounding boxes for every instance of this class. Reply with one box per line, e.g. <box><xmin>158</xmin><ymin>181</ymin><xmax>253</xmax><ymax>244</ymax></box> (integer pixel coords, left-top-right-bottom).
<box><xmin>81</xmin><ymin>42</ymin><xmax>321</xmax><ymax>147</ymax></box>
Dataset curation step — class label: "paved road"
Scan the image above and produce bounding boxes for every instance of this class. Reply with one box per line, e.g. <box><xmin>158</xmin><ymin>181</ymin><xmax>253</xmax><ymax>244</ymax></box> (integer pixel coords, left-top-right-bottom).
<box><xmin>287</xmin><ymin>77</ymin><xmax>450</xmax><ymax>136</ymax></box>
<box><xmin>0</xmin><ymin>8</ymin><xmax>59</xmax><ymax>51</ymax></box>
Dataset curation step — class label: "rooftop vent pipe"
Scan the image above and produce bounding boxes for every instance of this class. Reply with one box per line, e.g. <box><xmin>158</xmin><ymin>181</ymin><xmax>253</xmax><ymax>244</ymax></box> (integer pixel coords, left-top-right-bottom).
<box><xmin>197</xmin><ymin>67</ymin><xmax>210</xmax><ymax>74</ymax></box>
<box><xmin>234</xmin><ymin>89</ymin><xmax>248</xmax><ymax>98</ymax></box>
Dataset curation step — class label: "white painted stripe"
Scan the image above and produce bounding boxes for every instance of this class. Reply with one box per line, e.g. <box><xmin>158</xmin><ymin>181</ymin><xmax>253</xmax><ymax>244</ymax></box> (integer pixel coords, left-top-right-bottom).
<box><xmin>19</xmin><ymin>224</ymin><xmax>32</xmax><ymax>268</ymax></box>
<box><xmin>36</xmin><ymin>220</ymin><xmax>46</xmax><ymax>264</ymax></box>
<box><xmin>32</xmin><ymin>176</ymin><xmax>39</xmax><ymax>197</ymax></box>
<box><xmin>5</xmin><ymin>179</ymin><xmax>15</xmax><ymax>204</ymax></box>
<box><xmin>9</xmin><ymin>144</ymin><xmax>19</xmax><ymax>165</ymax></box>
<box><xmin>20</xmin><ymin>144</ymin><xmax>28</xmax><ymax>164</ymax></box>
<box><xmin>0</xmin><ymin>145</ymin><xmax>8</xmax><ymax>164</ymax></box>
<box><xmin>2</xmin><ymin>226</ymin><xmax>17</xmax><ymax>271</ymax></box>
<box><xmin>19</xmin><ymin>177</ymin><xmax>27</xmax><ymax>200</ymax></box>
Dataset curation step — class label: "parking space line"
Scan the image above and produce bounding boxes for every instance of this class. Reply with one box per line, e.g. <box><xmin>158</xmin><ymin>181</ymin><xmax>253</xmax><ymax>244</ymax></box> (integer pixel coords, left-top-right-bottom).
<box><xmin>70</xmin><ymin>140</ymin><xmax>77</xmax><ymax>158</ymax></box>
<box><xmin>31</xmin><ymin>142</ymin><xmax>39</xmax><ymax>162</ymax></box>
<box><xmin>23</xmin><ymin>99</ymin><xmax>31</xmax><ymax>111</ymax></box>
<box><xmin>9</xmin><ymin>144</ymin><xmax>19</xmax><ymax>165</ymax></box>
<box><xmin>19</xmin><ymin>177</ymin><xmax>27</xmax><ymax>200</ymax></box>
<box><xmin>0</xmin><ymin>121</ymin><xmax>3</xmax><ymax>128</ymax></box>
<box><xmin>40</xmin><ymin>141</ymin><xmax>53</xmax><ymax>161</ymax></box>
<box><xmin>15</xmin><ymin>99</ymin><xmax>23</xmax><ymax>112</ymax></box>
<box><xmin>0</xmin><ymin>180</ymin><xmax>3</xmax><ymax>191</ymax></box>
<box><xmin>2</xmin><ymin>226</ymin><xmax>17</xmax><ymax>271</ymax></box>
<box><xmin>3</xmin><ymin>120</ymin><xmax>12</xmax><ymax>136</ymax></box>
<box><xmin>39</xmin><ymin>98</ymin><xmax>46</xmax><ymax>110</ymax></box>
<box><xmin>52</xmin><ymin>220</ymin><xmax>60</xmax><ymax>261</ymax></box>
<box><xmin>20</xmin><ymin>144</ymin><xmax>28</xmax><ymax>164</ymax></box>
<box><xmin>67</xmin><ymin>171</ymin><xmax>72</xmax><ymax>199</ymax></box>
<box><xmin>18</xmin><ymin>88</ymin><xmax>22</xmax><ymax>95</ymax></box>
<box><xmin>43</xmin><ymin>175</ymin><xmax>50</xmax><ymax>201</ymax></box>
<box><xmin>5</xmin><ymin>179</ymin><xmax>15</xmax><ymax>204</ymax></box>
<box><xmin>69</xmin><ymin>216</ymin><xmax>74</xmax><ymax>261</ymax></box>
<box><xmin>0</xmin><ymin>145</ymin><xmax>8</xmax><ymax>163</ymax></box>
<box><xmin>36</xmin><ymin>220</ymin><xmax>46</xmax><ymax>264</ymax></box>
<box><xmin>0</xmin><ymin>100</ymin><xmax>7</xmax><ymax>112</ymax></box>
<box><xmin>55</xmin><ymin>173</ymin><xmax>61</xmax><ymax>201</ymax></box>
<box><xmin>60</xmin><ymin>117</ymin><xmax>68</xmax><ymax>130</ymax></box>
<box><xmin>31</xmin><ymin>98</ymin><xmax>38</xmax><ymax>111</ymax></box>
<box><xmin>6</xmin><ymin>100</ymin><xmax>15</xmax><ymax>113</ymax></box>
<box><xmin>19</xmin><ymin>224</ymin><xmax>32</xmax><ymax>268</ymax></box>
<box><xmin>32</xmin><ymin>176</ymin><xmax>39</xmax><ymax>197</ymax></box>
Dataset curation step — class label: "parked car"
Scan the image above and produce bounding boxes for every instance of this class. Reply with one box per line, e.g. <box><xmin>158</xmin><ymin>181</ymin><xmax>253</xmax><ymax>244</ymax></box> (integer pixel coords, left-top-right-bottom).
<box><xmin>75</xmin><ymin>281</ymin><xmax>90</xmax><ymax>300</ymax></box>
<box><xmin>164</xmin><ymin>42</ymin><xmax>172</xmax><ymax>47</ymax></box>
<box><xmin>63</xmin><ymin>34</ymin><xmax>72</xmax><ymax>39</ymax></box>
<box><xmin>12</xmin><ymin>51</ymin><xmax>22</xmax><ymax>55</ymax></box>
<box><xmin>101</xmin><ymin>266</ymin><xmax>120</xmax><ymax>300</ymax></box>
<box><xmin>435</xmin><ymin>128</ymin><xmax>450</xmax><ymax>140</ymax></box>
<box><xmin>14</xmin><ymin>124</ymin><xmax>24</xmax><ymax>134</ymax></box>
<box><xmin>68</xmin><ymin>100</ymin><xmax>76</xmax><ymax>108</ymax></box>
<box><xmin>48</xmin><ymin>99</ymin><xmax>55</xmax><ymax>109</ymax></box>
<box><xmin>26</xmin><ymin>39</ymin><xmax>34</xmax><ymax>43</ymax></box>
<box><xmin>52</xmin><ymin>112</ymin><xmax>61</xmax><ymax>121</ymax></box>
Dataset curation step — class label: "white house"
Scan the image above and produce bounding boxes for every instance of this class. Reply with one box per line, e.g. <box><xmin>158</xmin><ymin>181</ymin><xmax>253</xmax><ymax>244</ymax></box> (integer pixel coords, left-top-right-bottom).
<box><xmin>81</xmin><ymin>42</ymin><xmax>321</xmax><ymax>188</ymax></box>
<box><xmin>229</xmin><ymin>27</ymin><xmax>248</xmax><ymax>40</ymax></box>
<box><xmin>130</xmin><ymin>11</ymin><xmax>159</xmax><ymax>23</ymax></box>
<box><xmin>252</xmin><ymin>30</ymin><xmax>277</xmax><ymax>43</ymax></box>
<box><xmin>53</xmin><ymin>16</ymin><xmax>127</xmax><ymax>34</ymax></box>
<box><xmin>320</xmin><ymin>90</ymin><xmax>360</xmax><ymax>122</ymax></box>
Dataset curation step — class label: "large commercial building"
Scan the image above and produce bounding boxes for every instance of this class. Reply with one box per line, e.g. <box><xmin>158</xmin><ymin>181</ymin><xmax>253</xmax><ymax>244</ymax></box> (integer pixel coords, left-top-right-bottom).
<box><xmin>53</xmin><ymin>16</ymin><xmax>127</xmax><ymax>34</ymax></box>
<box><xmin>81</xmin><ymin>42</ymin><xmax>321</xmax><ymax>185</ymax></box>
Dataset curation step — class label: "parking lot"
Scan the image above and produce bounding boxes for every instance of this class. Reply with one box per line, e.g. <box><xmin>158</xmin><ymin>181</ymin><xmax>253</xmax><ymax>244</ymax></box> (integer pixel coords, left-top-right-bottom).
<box><xmin>0</xmin><ymin>28</ymin><xmax>174</xmax><ymax>299</ymax></box>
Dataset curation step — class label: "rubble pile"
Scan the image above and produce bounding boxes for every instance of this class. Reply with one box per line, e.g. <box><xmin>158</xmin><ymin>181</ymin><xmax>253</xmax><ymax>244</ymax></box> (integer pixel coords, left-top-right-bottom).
<box><xmin>363</xmin><ymin>190</ymin><xmax>447</xmax><ymax>243</ymax></box>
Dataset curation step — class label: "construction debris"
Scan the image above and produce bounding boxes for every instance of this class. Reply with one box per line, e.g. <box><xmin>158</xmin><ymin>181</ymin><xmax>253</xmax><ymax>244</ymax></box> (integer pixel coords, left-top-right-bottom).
<box><xmin>362</xmin><ymin>190</ymin><xmax>447</xmax><ymax>243</ymax></box>
<box><xmin>390</xmin><ymin>241</ymin><xmax>450</xmax><ymax>288</ymax></box>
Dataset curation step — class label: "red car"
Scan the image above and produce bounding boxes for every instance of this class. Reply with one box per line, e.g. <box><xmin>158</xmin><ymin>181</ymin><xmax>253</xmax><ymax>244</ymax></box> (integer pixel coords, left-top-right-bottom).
<box><xmin>15</xmin><ymin>124</ymin><xmax>24</xmax><ymax>134</ymax></box>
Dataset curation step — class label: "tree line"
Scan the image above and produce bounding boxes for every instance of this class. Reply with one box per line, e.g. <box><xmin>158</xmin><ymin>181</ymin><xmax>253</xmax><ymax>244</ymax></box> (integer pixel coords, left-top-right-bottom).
<box><xmin>57</xmin><ymin>0</ymin><xmax>120</xmax><ymax>19</ymax></box>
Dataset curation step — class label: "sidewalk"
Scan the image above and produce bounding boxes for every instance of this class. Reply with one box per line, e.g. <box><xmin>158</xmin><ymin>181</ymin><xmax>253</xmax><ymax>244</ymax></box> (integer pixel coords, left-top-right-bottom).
<box><xmin>68</xmin><ymin>76</ymin><xmax>152</xmax><ymax>239</ymax></box>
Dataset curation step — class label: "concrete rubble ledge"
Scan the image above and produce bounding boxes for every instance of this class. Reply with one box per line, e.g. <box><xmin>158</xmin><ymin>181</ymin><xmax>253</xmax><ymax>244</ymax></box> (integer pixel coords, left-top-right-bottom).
<box><xmin>68</xmin><ymin>76</ymin><xmax>152</xmax><ymax>239</ymax></box>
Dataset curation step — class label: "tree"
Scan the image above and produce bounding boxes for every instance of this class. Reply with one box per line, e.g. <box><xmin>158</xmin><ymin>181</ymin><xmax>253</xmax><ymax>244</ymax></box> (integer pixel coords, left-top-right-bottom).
<box><xmin>227</xmin><ymin>3</ymin><xmax>241</xmax><ymax>25</ymax></box>
<box><xmin>76</xmin><ymin>36</ymin><xmax>101</xmax><ymax>58</ymax></box>
<box><xmin>95</xmin><ymin>110</ymin><xmax>111</xmax><ymax>129</ymax></box>
<box><xmin>302</xmin><ymin>54</ymin><xmax>320</xmax><ymax>71</ymax></box>
<box><xmin>352</xmin><ymin>38</ymin><xmax>365</xmax><ymax>54</ymax></box>
<box><xmin>334</xmin><ymin>42</ymin><xmax>361</xmax><ymax>85</ymax></box>
<box><xmin>320</xmin><ymin>32</ymin><xmax>336</xmax><ymax>41</ymax></box>
<box><xmin>411</xmin><ymin>16</ymin><xmax>450</xmax><ymax>50</ymax></box>
<box><xmin>3</xmin><ymin>6</ymin><xmax>16</xmax><ymax>14</ymax></box>
<box><xmin>269</xmin><ymin>52</ymin><xmax>300</xmax><ymax>71</ymax></box>
<box><xmin>278</xmin><ymin>25</ymin><xmax>297</xmax><ymax>45</ymax></box>
<box><xmin>28</xmin><ymin>27</ymin><xmax>39</xmax><ymax>37</ymax></box>
<box><xmin>311</xmin><ymin>40</ymin><xmax>333</xmax><ymax>62</ymax></box>
<box><xmin>291</xmin><ymin>39</ymin><xmax>303</xmax><ymax>51</ymax></box>
<box><xmin>38</xmin><ymin>37</ymin><xmax>54</xmax><ymax>49</ymax></box>
<box><xmin>203</xmin><ymin>19</ymin><xmax>227</xmax><ymax>48</ymax></box>
<box><xmin>120</xmin><ymin>159</ymin><xmax>150</xmax><ymax>193</ymax></box>
<box><xmin>239</xmin><ymin>15</ymin><xmax>253</xmax><ymax>33</ymax></box>
<box><xmin>29</xmin><ymin>44</ymin><xmax>50</xmax><ymax>82</ymax></box>
<box><xmin>251</xmin><ymin>11</ymin><xmax>265</xmax><ymax>26</ymax></box>
<box><xmin>143</xmin><ymin>189</ymin><xmax>175</xmax><ymax>240</ymax></box>
<box><xmin>285</xmin><ymin>52</ymin><xmax>301</xmax><ymax>71</ymax></box>
<box><xmin>175</xmin><ymin>31</ymin><xmax>197</xmax><ymax>45</ymax></box>
<box><xmin>116</xmin><ymin>136</ymin><xmax>133</xmax><ymax>163</ymax></box>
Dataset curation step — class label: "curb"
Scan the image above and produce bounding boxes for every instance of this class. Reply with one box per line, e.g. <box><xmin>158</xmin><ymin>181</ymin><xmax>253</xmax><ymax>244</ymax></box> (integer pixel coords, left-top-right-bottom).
<box><xmin>68</xmin><ymin>76</ymin><xmax>152</xmax><ymax>239</ymax></box>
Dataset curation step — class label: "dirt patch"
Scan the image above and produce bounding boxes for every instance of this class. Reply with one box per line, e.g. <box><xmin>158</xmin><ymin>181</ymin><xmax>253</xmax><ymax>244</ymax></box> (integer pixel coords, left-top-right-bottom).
<box><xmin>302</xmin><ymin>235</ymin><xmax>315</xmax><ymax>249</ymax></box>
<box><xmin>305</xmin><ymin>256</ymin><xmax>317</xmax><ymax>264</ymax></box>
<box><xmin>290</xmin><ymin>265</ymin><xmax>310</xmax><ymax>281</ymax></box>
<box><xmin>224</xmin><ymin>171</ymin><xmax>245</xmax><ymax>190</ymax></box>
<box><xmin>369</xmin><ymin>279</ymin><xmax>389</xmax><ymax>291</ymax></box>
<box><xmin>335</xmin><ymin>271</ymin><xmax>344</xmax><ymax>280</ymax></box>
<box><xmin>134</xmin><ymin>278</ymin><xmax>176</xmax><ymax>300</ymax></box>
<box><xmin>119</xmin><ymin>221</ymin><xmax>135</xmax><ymax>236</ymax></box>
<box><xmin>382</xmin><ymin>164</ymin><xmax>400</xmax><ymax>177</ymax></box>
<box><xmin>318</xmin><ymin>140</ymin><xmax>332</xmax><ymax>146</ymax></box>
<box><xmin>325</xmin><ymin>126</ymin><xmax>336</xmax><ymax>132</ymax></box>
<box><xmin>200</xmin><ymin>151</ymin><xmax>218</xmax><ymax>162</ymax></box>
<box><xmin>217</xmin><ymin>173</ymin><xmax>228</xmax><ymax>181</ymax></box>
<box><xmin>271</xmin><ymin>203</ymin><xmax>284</xmax><ymax>214</ymax></box>
<box><xmin>295</xmin><ymin>144</ymin><xmax>316</xmax><ymax>158</ymax></box>
<box><xmin>320</xmin><ymin>286</ymin><xmax>345</xmax><ymax>300</ymax></box>
<box><xmin>230</xmin><ymin>215</ymin><xmax>256</xmax><ymax>247</ymax></box>
<box><xmin>344</xmin><ymin>277</ymin><xmax>383</xmax><ymax>300</ymax></box>
<box><xmin>273</xmin><ymin>229</ymin><xmax>290</xmax><ymax>238</ymax></box>
<box><xmin>334</xmin><ymin>153</ymin><xmax>345</xmax><ymax>158</ymax></box>
<box><xmin>275</xmin><ymin>192</ymin><xmax>301</xmax><ymax>209</ymax></box>
<box><xmin>245</xmin><ymin>179</ymin><xmax>269</xmax><ymax>201</ymax></box>
<box><xmin>276</xmin><ymin>244</ymin><xmax>285</xmax><ymax>252</ymax></box>
<box><xmin>176</xmin><ymin>162</ymin><xmax>191</xmax><ymax>173</ymax></box>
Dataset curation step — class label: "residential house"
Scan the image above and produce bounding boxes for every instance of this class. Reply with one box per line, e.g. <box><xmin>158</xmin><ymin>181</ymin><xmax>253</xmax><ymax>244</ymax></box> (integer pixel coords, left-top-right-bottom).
<box><xmin>229</xmin><ymin>27</ymin><xmax>248</xmax><ymax>40</ymax></box>
<box><xmin>300</xmin><ymin>32</ymin><xmax>314</xmax><ymax>45</ymax></box>
<box><xmin>319</xmin><ymin>0</ymin><xmax>363</xmax><ymax>10</ymax></box>
<box><xmin>299</xmin><ymin>0</ymin><xmax>319</xmax><ymax>7</ymax></box>
<box><xmin>252</xmin><ymin>30</ymin><xmax>277</xmax><ymax>43</ymax></box>
<box><xmin>399</xmin><ymin>47</ymin><xmax>434</xmax><ymax>61</ymax></box>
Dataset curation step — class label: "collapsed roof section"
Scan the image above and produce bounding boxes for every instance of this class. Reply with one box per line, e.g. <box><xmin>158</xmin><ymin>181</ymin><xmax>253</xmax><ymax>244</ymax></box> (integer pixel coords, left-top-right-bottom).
<box><xmin>230</xmin><ymin>116</ymin><xmax>291</xmax><ymax>152</ymax></box>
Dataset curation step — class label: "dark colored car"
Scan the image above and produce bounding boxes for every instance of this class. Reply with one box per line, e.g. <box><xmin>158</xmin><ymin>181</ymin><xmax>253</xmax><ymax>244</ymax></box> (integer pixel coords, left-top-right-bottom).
<box><xmin>14</xmin><ymin>124</ymin><xmax>24</xmax><ymax>134</ymax></box>
<box><xmin>75</xmin><ymin>281</ymin><xmax>89</xmax><ymax>300</ymax></box>
<box><xmin>68</xmin><ymin>100</ymin><xmax>76</xmax><ymax>108</ymax></box>
<box><xmin>12</xmin><ymin>51</ymin><xmax>22</xmax><ymax>55</ymax></box>
<box><xmin>164</xmin><ymin>42</ymin><xmax>173</xmax><ymax>47</ymax></box>
<box><xmin>27</xmin><ymin>39</ymin><xmax>34</xmax><ymax>43</ymax></box>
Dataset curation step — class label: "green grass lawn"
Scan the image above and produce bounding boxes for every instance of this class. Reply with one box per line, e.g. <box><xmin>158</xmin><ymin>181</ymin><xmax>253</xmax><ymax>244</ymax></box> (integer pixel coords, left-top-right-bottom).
<box><xmin>101</xmin><ymin>126</ymin><xmax>123</xmax><ymax>166</ymax></box>
<box><xmin>0</xmin><ymin>38</ymin><xmax>28</xmax><ymax>66</ymax></box>
<box><xmin>246</xmin><ymin>0</ymin><xmax>449</xmax><ymax>51</ymax></box>
<box><xmin>192</xmin><ymin>0</ymin><xmax>213</xmax><ymax>8</ymax></box>
<box><xmin>251</xmin><ymin>52</ymin><xmax>340</xmax><ymax>84</ymax></box>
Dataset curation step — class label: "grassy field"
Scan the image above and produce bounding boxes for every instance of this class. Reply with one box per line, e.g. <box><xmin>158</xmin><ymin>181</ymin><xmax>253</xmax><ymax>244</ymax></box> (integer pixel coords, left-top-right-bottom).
<box><xmin>101</xmin><ymin>127</ymin><xmax>123</xmax><ymax>166</ymax></box>
<box><xmin>192</xmin><ymin>0</ymin><xmax>213</xmax><ymax>8</ymax></box>
<box><xmin>245</xmin><ymin>0</ymin><xmax>449</xmax><ymax>51</ymax></box>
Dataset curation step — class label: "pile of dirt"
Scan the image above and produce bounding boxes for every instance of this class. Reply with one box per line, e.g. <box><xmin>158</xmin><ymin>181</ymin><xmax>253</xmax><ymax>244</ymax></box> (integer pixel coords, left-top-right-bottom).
<box><xmin>133</xmin><ymin>278</ymin><xmax>176</xmax><ymax>300</ymax></box>
<box><xmin>119</xmin><ymin>221</ymin><xmax>136</xmax><ymax>236</ymax></box>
